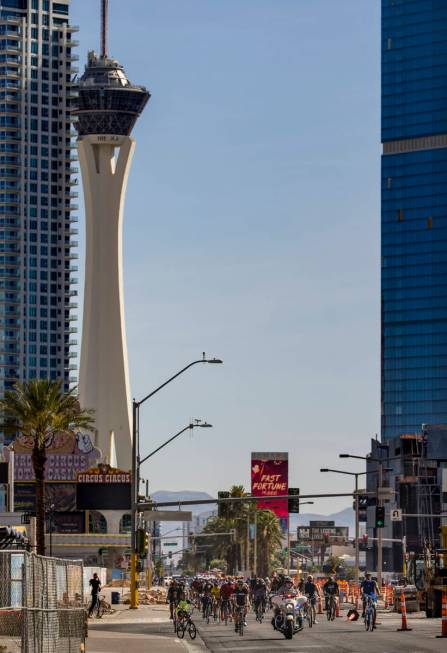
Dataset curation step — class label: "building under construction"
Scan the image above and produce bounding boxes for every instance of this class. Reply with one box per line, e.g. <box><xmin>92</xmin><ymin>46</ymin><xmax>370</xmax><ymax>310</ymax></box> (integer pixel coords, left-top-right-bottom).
<box><xmin>366</xmin><ymin>426</ymin><xmax>447</xmax><ymax>574</ymax></box>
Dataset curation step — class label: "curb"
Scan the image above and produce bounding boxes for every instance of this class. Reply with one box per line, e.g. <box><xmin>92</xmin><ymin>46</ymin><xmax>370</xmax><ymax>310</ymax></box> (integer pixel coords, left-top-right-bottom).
<box><xmin>180</xmin><ymin>627</ymin><xmax>209</xmax><ymax>652</ymax></box>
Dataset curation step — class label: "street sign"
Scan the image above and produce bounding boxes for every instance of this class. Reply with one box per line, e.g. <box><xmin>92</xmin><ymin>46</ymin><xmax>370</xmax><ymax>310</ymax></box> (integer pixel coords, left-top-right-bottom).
<box><xmin>144</xmin><ymin>510</ymin><xmax>192</xmax><ymax>522</ymax></box>
<box><xmin>163</xmin><ymin>542</ymin><xmax>177</xmax><ymax>547</ymax></box>
<box><xmin>377</xmin><ymin>487</ymin><xmax>395</xmax><ymax>500</ymax></box>
<box><xmin>391</xmin><ymin>508</ymin><xmax>402</xmax><ymax>522</ymax></box>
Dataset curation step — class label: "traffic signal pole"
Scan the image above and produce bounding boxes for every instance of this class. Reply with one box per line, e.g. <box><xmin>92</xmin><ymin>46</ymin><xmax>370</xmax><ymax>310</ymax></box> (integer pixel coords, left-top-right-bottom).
<box><xmin>354</xmin><ymin>474</ymin><xmax>359</xmax><ymax>586</ymax></box>
<box><xmin>377</xmin><ymin>462</ymin><xmax>383</xmax><ymax>588</ymax></box>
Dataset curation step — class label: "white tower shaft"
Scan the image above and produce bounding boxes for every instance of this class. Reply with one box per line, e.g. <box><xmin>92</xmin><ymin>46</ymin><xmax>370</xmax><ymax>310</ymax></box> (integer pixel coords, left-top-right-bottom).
<box><xmin>78</xmin><ymin>134</ymin><xmax>135</xmax><ymax>470</ymax></box>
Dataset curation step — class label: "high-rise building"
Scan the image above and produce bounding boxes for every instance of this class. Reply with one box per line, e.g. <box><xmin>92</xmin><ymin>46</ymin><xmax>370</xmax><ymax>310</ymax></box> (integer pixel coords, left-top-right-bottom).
<box><xmin>366</xmin><ymin>0</ymin><xmax>447</xmax><ymax>575</ymax></box>
<box><xmin>0</xmin><ymin>0</ymin><xmax>78</xmax><ymax>420</ymax></box>
<box><xmin>381</xmin><ymin>0</ymin><xmax>447</xmax><ymax>439</ymax></box>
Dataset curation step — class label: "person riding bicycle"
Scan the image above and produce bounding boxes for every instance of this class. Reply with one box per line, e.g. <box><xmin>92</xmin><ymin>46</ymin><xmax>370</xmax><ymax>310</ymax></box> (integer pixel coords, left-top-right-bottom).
<box><xmin>253</xmin><ymin>578</ymin><xmax>267</xmax><ymax>616</ymax></box>
<box><xmin>88</xmin><ymin>572</ymin><xmax>101</xmax><ymax>618</ymax></box>
<box><xmin>176</xmin><ymin>592</ymin><xmax>192</xmax><ymax>620</ymax></box>
<box><xmin>304</xmin><ymin>574</ymin><xmax>320</xmax><ymax>623</ymax></box>
<box><xmin>201</xmin><ymin>580</ymin><xmax>213</xmax><ymax>618</ymax></box>
<box><xmin>360</xmin><ymin>572</ymin><xmax>380</xmax><ymax>623</ymax></box>
<box><xmin>322</xmin><ymin>575</ymin><xmax>339</xmax><ymax>612</ymax></box>
<box><xmin>233</xmin><ymin>578</ymin><xmax>249</xmax><ymax>632</ymax></box>
<box><xmin>220</xmin><ymin>578</ymin><xmax>235</xmax><ymax>621</ymax></box>
<box><xmin>167</xmin><ymin>580</ymin><xmax>180</xmax><ymax>620</ymax></box>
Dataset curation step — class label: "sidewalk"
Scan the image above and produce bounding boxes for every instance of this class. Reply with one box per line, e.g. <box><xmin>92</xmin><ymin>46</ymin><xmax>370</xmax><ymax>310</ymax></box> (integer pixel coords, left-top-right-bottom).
<box><xmin>86</xmin><ymin>603</ymin><xmax>208</xmax><ymax>653</ymax></box>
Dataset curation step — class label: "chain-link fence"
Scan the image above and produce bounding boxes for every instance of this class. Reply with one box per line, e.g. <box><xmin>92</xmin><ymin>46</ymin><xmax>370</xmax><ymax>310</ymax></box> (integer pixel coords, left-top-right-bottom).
<box><xmin>0</xmin><ymin>551</ymin><xmax>85</xmax><ymax>653</ymax></box>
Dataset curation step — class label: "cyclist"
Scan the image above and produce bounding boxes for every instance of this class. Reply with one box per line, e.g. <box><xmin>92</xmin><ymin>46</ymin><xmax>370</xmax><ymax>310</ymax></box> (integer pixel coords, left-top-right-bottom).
<box><xmin>220</xmin><ymin>577</ymin><xmax>235</xmax><ymax>622</ymax></box>
<box><xmin>360</xmin><ymin>572</ymin><xmax>380</xmax><ymax>624</ymax></box>
<box><xmin>87</xmin><ymin>572</ymin><xmax>101</xmax><ymax>618</ymax></box>
<box><xmin>211</xmin><ymin>581</ymin><xmax>221</xmax><ymax>619</ymax></box>
<box><xmin>304</xmin><ymin>574</ymin><xmax>320</xmax><ymax>623</ymax></box>
<box><xmin>253</xmin><ymin>578</ymin><xmax>267</xmax><ymax>618</ymax></box>
<box><xmin>201</xmin><ymin>579</ymin><xmax>213</xmax><ymax>619</ymax></box>
<box><xmin>176</xmin><ymin>592</ymin><xmax>192</xmax><ymax>619</ymax></box>
<box><xmin>167</xmin><ymin>580</ymin><xmax>179</xmax><ymax>620</ymax></box>
<box><xmin>233</xmin><ymin>578</ymin><xmax>249</xmax><ymax>632</ymax></box>
<box><xmin>322</xmin><ymin>575</ymin><xmax>339</xmax><ymax>613</ymax></box>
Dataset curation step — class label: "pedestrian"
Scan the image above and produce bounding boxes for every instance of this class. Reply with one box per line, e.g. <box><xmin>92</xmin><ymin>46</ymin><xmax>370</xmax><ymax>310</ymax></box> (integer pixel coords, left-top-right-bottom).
<box><xmin>88</xmin><ymin>572</ymin><xmax>101</xmax><ymax>617</ymax></box>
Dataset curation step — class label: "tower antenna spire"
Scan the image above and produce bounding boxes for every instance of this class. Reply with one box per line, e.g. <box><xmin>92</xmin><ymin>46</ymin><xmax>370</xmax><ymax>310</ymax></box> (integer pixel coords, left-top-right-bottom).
<box><xmin>100</xmin><ymin>0</ymin><xmax>108</xmax><ymax>58</ymax></box>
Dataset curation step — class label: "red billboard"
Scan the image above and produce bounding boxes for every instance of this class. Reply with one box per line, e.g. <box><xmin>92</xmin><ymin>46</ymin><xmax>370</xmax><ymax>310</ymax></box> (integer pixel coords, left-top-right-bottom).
<box><xmin>251</xmin><ymin>452</ymin><xmax>288</xmax><ymax>521</ymax></box>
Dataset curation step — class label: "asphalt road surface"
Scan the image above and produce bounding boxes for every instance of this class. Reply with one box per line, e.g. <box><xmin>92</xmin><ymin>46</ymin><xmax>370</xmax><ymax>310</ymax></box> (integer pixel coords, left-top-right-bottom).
<box><xmin>195</xmin><ymin>609</ymin><xmax>447</xmax><ymax>653</ymax></box>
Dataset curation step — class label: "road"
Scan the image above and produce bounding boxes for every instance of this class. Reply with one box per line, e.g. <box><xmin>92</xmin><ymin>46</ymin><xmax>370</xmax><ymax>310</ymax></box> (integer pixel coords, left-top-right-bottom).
<box><xmin>196</xmin><ymin>609</ymin><xmax>446</xmax><ymax>652</ymax></box>
<box><xmin>86</xmin><ymin>603</ymin><xmax>447</xmax><ymax>653</ymax></box>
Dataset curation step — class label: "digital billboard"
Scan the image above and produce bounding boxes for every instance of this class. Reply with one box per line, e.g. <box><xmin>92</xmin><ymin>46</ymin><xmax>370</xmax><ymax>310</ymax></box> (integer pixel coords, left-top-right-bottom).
<box><xmin>251</xmin><ymin>452</ymin><xmax>288</xmax><ymax>529</ymax></box>
<box><xmin>76</xmin><ymin>465</ymin><xmax>131</xmax><ymax>510</ymax></box>
<box><xmin>14</xmin><ymin>482</ymin><xmax>77</xmax><ymax>513</ymax></box>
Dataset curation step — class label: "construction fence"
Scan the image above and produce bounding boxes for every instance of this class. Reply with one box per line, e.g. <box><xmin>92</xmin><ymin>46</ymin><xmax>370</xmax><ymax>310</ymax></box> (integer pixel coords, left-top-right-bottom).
<box><xmin>0</xmin><ymin>550</ymin><xmax>85</xmax><ymax>653</ymax></box>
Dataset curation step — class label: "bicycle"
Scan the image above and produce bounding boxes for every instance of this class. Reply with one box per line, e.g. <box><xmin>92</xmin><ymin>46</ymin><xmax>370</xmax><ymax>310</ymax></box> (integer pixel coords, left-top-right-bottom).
<box><xmin>254</xmin><ymin>597</ymin><xmax>265</xmax><ymax>623</ymax></box>
<box><xmin>89</xmin><ymin>594</ymin><xmax>111</xmax><ymax>619</ymax></box>
<box><xmin>220</xmin><ymin>598</ymin><xmax>231</xmax><ymax>625</ymax></box>
<box><xmin>202</xmin><ymin>595</ymin><xmax>212</xmax><ymax>624</ymax></box>
<box><xmin>176</xmin><ymin>611</ymin><xmax>197</xmax><ymax>640</ymax></box>
<box><xmin>326</xmin><ymin>594</ymin><xmax>337</xmax><ymax>621</ymax></box>
<box><xmin>306</xmin><ymin>595</ymin><xmax>317</xmax><ymax>627</ymax></box>
<box><xmin>234</xmin><ymin>605</ymin><xmax>245</xmax><ymax>636</ymax></box>
<box><xmin>363</xmin><ymin>595</ymin><xmax>376</xmax><ymax>632</ymax></box>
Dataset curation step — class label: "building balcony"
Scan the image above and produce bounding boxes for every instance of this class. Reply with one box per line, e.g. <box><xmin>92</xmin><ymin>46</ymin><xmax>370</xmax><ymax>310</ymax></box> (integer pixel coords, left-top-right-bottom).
<box><xmin>67</xmin><ymin>303</ymin><xmax>78</xmax><ymax>310</ymax></box>
<box><xmin>67</xmin><ymin>327</ymin><xmax>77</xmax><ymax>334</ymax></box>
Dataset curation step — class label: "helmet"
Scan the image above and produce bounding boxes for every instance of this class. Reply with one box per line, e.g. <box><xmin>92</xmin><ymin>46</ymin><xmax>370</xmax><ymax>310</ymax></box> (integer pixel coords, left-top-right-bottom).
<box><xmin>307</xmin><ymin>575</ymin><xmax>313</xmax><ymax>581</ymax></box>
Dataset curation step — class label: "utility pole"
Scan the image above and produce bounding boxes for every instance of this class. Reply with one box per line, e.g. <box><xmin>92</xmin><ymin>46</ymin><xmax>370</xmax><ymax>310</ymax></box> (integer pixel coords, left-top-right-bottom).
<box><xmin>354</xmin><ymin>475</ymin><xmax>359</xmax><ymax>586</ymax></box>
<box><xmin>377</xmin><ymin>462</ymin><xmax>383</xmax><ymax>588</ymax></box>
<box><xmin>253</xmin><ymin>511</ymin><xmax>257</xmax><ymax>577</ymax></box>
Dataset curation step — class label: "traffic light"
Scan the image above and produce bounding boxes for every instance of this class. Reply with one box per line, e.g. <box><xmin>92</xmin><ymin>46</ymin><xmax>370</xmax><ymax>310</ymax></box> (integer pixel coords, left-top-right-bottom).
<box><xmin>218</xmin><ymin>491</ymin><xmax>230</xmax><ymax>518</ymax></box>
<box><xmin>136</xmin><ymin>528</ymin><xmax>145</xmax><ymax>555</ymax></box>
<box><xmin>288</xmin><ymin>488</ymin><xmax>300</xmax><ymax>514</ymax></box>
<box><xmin>168</xmin><ymin>551</ymin><xmax>173</xmax><ymax>559</ymax></box>
<box><xmin>358</xmin><ymin>495</ymin><xmax>368</xmax><ymax>509</ymax></box>
<box><xmin>140</xmin><ymin>532</ymin><xmax>149</xmax><ymax>559</ymax></box>
<box><xmin>375</xmin><ymin>506</ymin><xmax>385</xmax><ymax>528</ymax></box>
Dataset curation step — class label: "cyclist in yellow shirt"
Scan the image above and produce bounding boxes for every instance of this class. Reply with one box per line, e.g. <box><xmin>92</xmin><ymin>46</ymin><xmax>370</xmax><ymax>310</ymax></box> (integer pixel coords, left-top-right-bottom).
<box><xmin>211</xmin><ymin>581</ymin><xmax>221</xmax><ymax>621</ymax></box>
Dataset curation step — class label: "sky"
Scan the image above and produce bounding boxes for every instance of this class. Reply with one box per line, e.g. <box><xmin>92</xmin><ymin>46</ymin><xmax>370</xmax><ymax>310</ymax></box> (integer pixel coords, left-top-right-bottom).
<box><xmin>70</xmin><ymin>0</ymin><xmax>381</xmax><ymax>513</ymax></box>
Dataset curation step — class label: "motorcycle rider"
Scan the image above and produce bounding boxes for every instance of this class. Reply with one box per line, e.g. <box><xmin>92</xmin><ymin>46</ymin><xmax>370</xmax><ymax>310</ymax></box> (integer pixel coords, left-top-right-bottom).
<box><xmin>271</xmin><ymin>575</ymin><xmax>306</xmax><ymax>631</ymax></box>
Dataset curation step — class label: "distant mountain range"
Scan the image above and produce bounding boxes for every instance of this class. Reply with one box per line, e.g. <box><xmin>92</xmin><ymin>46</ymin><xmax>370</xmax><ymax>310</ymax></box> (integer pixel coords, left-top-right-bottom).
<box><xmin>152</xmin><ymin>491</ymin><xmax>355</xmax><ymax>534</ymax></box>
<box><xmin>151</xmin><ymin>490</ymin><xmax>215</xmax><ymax>515</ymax></box>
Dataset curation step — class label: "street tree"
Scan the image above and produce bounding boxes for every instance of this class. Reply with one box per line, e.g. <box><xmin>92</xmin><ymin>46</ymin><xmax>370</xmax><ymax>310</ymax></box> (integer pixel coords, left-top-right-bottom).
<box><xmin>0</xmin><ymin>380</ymin><xmax>94</xmax><ymax>555</ymax></box>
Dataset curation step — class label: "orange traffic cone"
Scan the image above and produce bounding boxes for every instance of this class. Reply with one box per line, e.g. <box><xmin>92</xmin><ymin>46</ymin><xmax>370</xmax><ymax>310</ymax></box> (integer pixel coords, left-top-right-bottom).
<box><xmin>436</xmin><ymin>590</ymin><xmax>447</xmax><ymax>638</ymax></box>
<box><xmin>397</xmin><ymin>589</ymin><xmax>412</xmax><ymax>632</ymax></box>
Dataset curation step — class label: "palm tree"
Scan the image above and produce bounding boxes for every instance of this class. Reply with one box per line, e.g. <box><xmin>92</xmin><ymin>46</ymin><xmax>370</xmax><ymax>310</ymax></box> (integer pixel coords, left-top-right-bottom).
<box><xmin>0</xmin><ymin>379</ymin><xmax>94</xmax><ymax>556</ymax></box>
<box><xmin>256</xmin><ymin>509</ymin><xmax>283</xmax><ymax>577</ymax></box>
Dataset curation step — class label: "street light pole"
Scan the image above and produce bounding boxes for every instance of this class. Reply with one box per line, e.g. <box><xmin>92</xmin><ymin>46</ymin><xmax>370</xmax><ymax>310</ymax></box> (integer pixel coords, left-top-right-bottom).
<box><xmin>339</xmin><ymin>453</ymin><xmax>396</xmax><ymax>588</ymax></box>
<box><xmin>320</xmin><ymin>468</ymin><xmax>366</xmax><ymax>585</ymax></box>
<box><xmin>130</xmin><ymin>354</ymin><xmax>223</xmax><ymax>609</ymax></box>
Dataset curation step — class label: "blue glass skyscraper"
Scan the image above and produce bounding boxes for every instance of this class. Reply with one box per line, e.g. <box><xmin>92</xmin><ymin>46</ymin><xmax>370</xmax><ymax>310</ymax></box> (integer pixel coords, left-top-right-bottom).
<box><xmin>381</xmin><ymin>0</ymin><xmax>447</xmax><ymax>439</ymax></box>
<box><xmin>0</xmin><ymin>0</ymin><xmax>78</xmax><ymax>419</ymax></box>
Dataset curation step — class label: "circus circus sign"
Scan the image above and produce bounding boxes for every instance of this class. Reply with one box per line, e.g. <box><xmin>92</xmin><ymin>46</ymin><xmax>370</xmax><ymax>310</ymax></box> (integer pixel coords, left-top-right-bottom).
<box><xmin>7</xmin><ymin>432</ymin><xmax>101</xmax><ymax>481</ymax></box>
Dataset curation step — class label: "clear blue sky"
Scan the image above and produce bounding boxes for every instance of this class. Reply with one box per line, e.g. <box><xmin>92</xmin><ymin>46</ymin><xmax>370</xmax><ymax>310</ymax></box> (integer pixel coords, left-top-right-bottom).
<box><xmin>71</xmin><ymin>0</ymin><xmax>381</xmax><ymax>513</ymax></box>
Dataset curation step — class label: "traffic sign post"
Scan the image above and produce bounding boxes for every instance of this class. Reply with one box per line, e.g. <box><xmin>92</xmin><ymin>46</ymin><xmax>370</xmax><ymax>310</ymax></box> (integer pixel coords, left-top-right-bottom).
<box><xmin>391</xmin><ymin>508</ymin><xmax>402</xmax><ymax>522</ymax></box>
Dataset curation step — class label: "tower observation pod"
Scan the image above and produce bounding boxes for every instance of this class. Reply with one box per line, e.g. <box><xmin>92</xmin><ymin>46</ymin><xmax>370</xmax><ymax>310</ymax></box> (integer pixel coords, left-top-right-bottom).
<box><xmin>74</xmin><ymin>0</ymin><xmax>150</xmax><ymax>470</ymax></box>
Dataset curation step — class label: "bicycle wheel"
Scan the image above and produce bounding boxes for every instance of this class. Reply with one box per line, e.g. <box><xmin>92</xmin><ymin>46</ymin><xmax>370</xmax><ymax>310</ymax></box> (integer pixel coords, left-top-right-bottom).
<box><xmin>307</xmin><ymin>606</ymin><xmax>313</xmax><ymax>628</ymax></box>
<box><xmin>188</xmin><ymin>622</ymin><xmax>197</xmax><ymax>640</ymax></box>
<box><xmin>330</xmin><ymin>599</ymin><xmax>336</xmax><ymax>621</ymax></box>
<box><xmin>239</xmin><ymin>617</ymin><xmax>244</xmax><ymax>637</ymax></box>
<box><xmin>97</xmin><ymin>601</ymin><xmax>104</xmax><ymax>618</ymax></box>
<box><xmin>176</xmin><ymin>623</ymin><xmax>186</xmax><ymax>639</ymax></box>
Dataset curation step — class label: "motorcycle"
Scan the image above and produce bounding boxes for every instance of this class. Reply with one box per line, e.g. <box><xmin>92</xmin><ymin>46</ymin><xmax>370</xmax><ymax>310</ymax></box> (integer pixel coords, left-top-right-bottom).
<box><xmin>270</xmin><ymin>592</ymin><xmax>305</xmax><ymax>640</ymax></box>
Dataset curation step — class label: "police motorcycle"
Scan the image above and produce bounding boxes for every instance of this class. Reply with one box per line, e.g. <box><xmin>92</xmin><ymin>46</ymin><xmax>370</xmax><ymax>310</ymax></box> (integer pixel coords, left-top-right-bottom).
<box><xmin>270</xmin><ymin>577</ymin><xmax>306</xmax><ymax>640</ymax></box>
